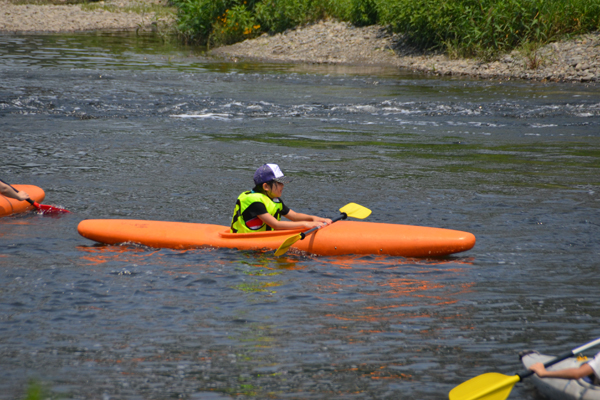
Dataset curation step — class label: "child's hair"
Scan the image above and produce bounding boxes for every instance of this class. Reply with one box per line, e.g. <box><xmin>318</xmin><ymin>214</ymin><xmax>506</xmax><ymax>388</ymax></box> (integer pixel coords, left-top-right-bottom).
<box><xmin>253</xmin><ymin>181</ymin><xmax>274</xmax><ymax>194</ymax></box>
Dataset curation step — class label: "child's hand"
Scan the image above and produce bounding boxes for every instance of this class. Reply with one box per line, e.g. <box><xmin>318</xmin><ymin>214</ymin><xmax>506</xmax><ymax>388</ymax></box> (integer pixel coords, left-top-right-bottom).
<box><xmin>529</xmin><ymin>362</ymin><xmax>547</xmax><ymax>377</ymax></box>
<box><xmin>304</xmin><ymin>221</ymin><xmax>327</xmax><ymax>229</ymax></box>
<box><xmin>314</xmin><ymin>217</ymin><xmax>332</xmax><ymax>225</ymax></box>
<box><xmin>16</xmin><ymin>191</ymin><xmax>30</xmax><ymax>201</ymax></box>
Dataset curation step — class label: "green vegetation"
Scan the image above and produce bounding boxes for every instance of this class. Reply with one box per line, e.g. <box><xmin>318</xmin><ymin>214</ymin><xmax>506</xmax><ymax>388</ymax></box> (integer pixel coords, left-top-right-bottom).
<box><xmin>171</xmin><ymin>0</ymin><xmax>346</xmax><ymax>46</ymax></box>
<box><xmin>379</xmin><ymin>0</ymin><xmax>600</xmax><ymax>59</ymax></box>
<box><xmin>22</xmin><ymin>381</ymin><xmax>52</xmax><ymax>400</ymax></box>
<box><xmin>171</xmin><ymin>0</ymin><xmax>600</xmax><ymax>58</ymax></box>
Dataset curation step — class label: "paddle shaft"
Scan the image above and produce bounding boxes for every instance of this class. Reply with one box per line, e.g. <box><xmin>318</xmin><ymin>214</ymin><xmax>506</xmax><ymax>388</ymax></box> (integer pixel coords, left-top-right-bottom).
<box><xmin>517</xmin><ymin>337</ymin><xmax>600</xmax><ymax>380</ymax></box>
<box><xmin>297</xmin><ymin>212</ymin><xmax>347</xmax><ymax>241</ymax></box>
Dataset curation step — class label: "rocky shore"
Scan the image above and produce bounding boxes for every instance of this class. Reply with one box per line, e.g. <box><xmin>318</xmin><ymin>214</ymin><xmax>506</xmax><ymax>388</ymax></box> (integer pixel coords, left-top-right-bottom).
<box><xmin>0</xmin><ymin>0</ymin><xmax>173</xmax><ymax>33</ymax></box>
<box><xmin>212</xmin><ymin>20</ymin><xmax>600</xmax><ymax>84</ymax></box>
<box><xmin>1</xmin><ymin>1</ymin><xmax>598</xmax><ymax>84</ymax></box>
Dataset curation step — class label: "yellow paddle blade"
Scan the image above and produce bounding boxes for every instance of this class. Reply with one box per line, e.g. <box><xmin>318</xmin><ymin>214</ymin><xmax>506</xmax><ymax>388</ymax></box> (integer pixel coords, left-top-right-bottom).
<box><xmin>339</xmin><ymin>203</ymin><xmax>371</xmax><ymax>219</ymax></box>
<box><xmin>275</xmin><ymin>203</ymin><xmax>370</xmax><ymax>257</ymax></box>
<box><xmin>449</xmin><ymin>373</ymin><xmax>520</xmax><ymax>400</ymax></box>
<box><xmin>274</xmin><ymin>233</ymin><xmax>302</xmax><ymax>257</ymax></box>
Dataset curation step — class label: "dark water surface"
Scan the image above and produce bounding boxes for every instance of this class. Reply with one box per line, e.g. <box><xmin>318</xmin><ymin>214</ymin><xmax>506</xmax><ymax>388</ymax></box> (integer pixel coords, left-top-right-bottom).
<box><xmin>1</xmin><ymin>32</ymin><xmax>599</xmax><ymax>400</ymax></box>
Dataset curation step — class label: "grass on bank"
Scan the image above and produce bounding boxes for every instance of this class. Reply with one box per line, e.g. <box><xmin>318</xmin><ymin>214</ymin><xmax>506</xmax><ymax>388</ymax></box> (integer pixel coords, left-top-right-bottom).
<box><xmin>172</xmin><ymin>0</ymin><xmax>600</xmax><ymax>59</ymax></box>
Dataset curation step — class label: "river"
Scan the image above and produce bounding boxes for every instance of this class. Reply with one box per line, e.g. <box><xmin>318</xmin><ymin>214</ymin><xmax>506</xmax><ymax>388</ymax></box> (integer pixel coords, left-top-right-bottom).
<box><xmin>1</xmin><ymin>32</ymin><xmax>599</xmax><ymax>400</ymax></box>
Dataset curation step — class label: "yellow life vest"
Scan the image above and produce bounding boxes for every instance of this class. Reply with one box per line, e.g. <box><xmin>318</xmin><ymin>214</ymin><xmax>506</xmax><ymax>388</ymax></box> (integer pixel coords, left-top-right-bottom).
<box><xmin>230</xmin><ymin>191</ymin><xmax>285</xmax><ymax>233</ymax></box>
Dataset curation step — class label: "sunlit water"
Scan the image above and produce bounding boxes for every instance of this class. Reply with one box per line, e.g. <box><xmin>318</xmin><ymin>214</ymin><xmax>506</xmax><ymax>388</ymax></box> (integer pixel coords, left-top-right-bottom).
<box><xmin>1</xmin><ymin>32</ymin><xmax>599</xmax><ymax>400</ymax></box>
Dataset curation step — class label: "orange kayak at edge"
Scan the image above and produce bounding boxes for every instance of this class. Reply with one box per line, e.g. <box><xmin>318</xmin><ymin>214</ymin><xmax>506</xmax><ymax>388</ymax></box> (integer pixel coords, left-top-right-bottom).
<box><xmin>77</xmin><ymin>219</ymin><xmax>476</xmax><ymax>257</ymax></box>
<box><xmin>0</xmin><ymin>185</ymin><xmax>46</xmax><ymax>218</ymax></box>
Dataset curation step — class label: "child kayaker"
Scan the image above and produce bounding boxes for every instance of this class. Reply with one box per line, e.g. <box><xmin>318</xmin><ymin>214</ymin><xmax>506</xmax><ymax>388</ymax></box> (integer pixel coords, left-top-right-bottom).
<box><xmin>230</xmin><ymin>163</ymin><xmax>331</xmax><ymax>233</ymax></box>
<box><xmin>529</xmin><ymin>351</ymin><xmax>600</xmax><ymax>384</ymax></box>
<box><xmin>0</xmin><ymin>180</ymin><xmax>30</xmax><ymax>201</ymax></box>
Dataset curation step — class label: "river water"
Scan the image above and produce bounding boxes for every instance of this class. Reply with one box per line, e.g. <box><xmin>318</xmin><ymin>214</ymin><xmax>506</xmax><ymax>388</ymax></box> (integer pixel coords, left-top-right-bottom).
<box><xmin>1</xmin><ymin>32</ymin><xmax>599</xmax><ymax>400</ymax></box>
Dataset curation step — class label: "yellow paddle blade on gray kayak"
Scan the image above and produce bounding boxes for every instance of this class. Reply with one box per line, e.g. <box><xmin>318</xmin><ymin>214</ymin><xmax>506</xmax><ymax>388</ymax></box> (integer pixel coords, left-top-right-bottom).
<box><xmin>450</xmin><ymin>337</ymin><xmax>600</xmax><ymax>400</ymax></box>
<box><xmin>274</xmin><ymin>203</ymin><xmax>371</xmax><ymax>257</ymax></box>
<box><xmin>449</xmin><ymin>373</ymin><xmax>520</xmax><ymax>400</ymax></box>
<box><xmin>339</xmin><ymin>202</ymin><xmax>371</xmax><ymax>219</ymax></box>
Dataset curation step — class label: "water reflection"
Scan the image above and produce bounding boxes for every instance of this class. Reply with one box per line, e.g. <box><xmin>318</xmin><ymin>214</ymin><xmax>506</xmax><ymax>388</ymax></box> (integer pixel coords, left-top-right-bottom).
<box><xmin>79</xmin><ymin>244</ymin><xmax>166</xmax><ymax>266</ymax></box>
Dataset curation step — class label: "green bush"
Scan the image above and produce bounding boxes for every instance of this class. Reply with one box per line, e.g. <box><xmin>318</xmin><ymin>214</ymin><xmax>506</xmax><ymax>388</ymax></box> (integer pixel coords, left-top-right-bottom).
<box><xmin>172</xmin><ymin>0</ymin><xmax>350</xmax><ymax>46</ymax></box>
<box><xmin>350</xmin><ymin>0</ymin><xmax>378</xmax><ymax>26</ymax></box>
<box><xmin>211</xmin><ymin>4</ymin><xmax>260</xmax><ymax>45</ymax></box>
<box><xmin>380</xmin><ymin>0</ymin><xmax>600</xmax><ymax>58</ymax></box>
<box><xmin>173</xmin><ymin>0</ymin><xmax>225</xmax><ymax>43</ymax></box>
<box><xmin>172</xmin><ymin>0</ymin><xmax>600</xmax><ymax>58</ymax></box>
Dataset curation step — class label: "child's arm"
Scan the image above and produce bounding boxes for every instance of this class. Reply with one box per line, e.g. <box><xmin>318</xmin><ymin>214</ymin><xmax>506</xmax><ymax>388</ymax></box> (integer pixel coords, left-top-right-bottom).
<box><xmin>258</xmin><ymin>212</ymin><xmax>326</xmax><ymax>230</ymax></box>
<box><xmin>529</xmin><ymin>362</ymin><xmax>593</xmax><ymax>380</ymax></box>
<box><xmin>284</xmin><ymin>210</ymin><xmax>332</xmax><ymax>225</ymax></box>
<box><xmin>0</xmin><ymin>182</ymin><xmax>30</xmax><ymax>201</ymax></box>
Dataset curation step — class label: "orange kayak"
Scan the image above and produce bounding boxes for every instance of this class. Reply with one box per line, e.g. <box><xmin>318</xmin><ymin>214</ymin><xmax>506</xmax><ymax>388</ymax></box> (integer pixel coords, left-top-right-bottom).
<box><xmin>77</xmin><ymin>219</ymin><xmax>476</xmax><ymax>257</ymax></box>
<box><xmin>0</xmin><ymin>185</ymin><xmax>45</xmax><ymax>218</ymax></box>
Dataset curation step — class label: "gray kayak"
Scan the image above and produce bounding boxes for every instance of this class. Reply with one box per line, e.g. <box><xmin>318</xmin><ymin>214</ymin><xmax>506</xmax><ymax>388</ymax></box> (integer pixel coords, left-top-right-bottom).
<box><xmin>521</xmin><ymin>351</ymin><xmax>600</xmax><ymax>400</ymax></box>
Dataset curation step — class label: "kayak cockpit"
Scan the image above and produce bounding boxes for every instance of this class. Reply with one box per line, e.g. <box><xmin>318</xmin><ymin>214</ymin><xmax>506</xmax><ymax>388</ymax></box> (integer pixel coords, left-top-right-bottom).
<box><xmin>218</xmin><ymin>229</ymin><xmax>304</xmax><ymax>239</ymax></box>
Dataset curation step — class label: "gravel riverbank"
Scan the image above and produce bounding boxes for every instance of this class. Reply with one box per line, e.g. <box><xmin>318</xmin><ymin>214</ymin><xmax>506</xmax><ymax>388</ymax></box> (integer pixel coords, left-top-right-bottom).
<box><xmin>212</xmin><ymin>20</ymin><xmax>600</xmax><ymax>84</ymax></box>
<box><xmin>0</xmin><ymin>0</ymin><xmax>173</xmax><ymax>33</ymax></box>
<box><xmin>1</xmin><ymin>2</ymin><xmax>598</xmax><ymax>84</ymax></box>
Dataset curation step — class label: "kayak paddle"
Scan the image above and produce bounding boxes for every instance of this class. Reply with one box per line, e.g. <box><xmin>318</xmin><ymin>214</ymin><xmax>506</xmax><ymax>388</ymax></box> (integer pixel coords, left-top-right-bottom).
<box><xmin>274</xmin><ymin>202</ymin><xmax>371</xmax><ymax>257</ymax></box>
<box><xmin>0</xmin><ymin>179</ymin><xmax>70</xmax><ymax>214</ymax></box>
<box><xmin>449</xmin><ymin>337</ymin><xmax>600</xmax><ymax>400</ymax></box>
